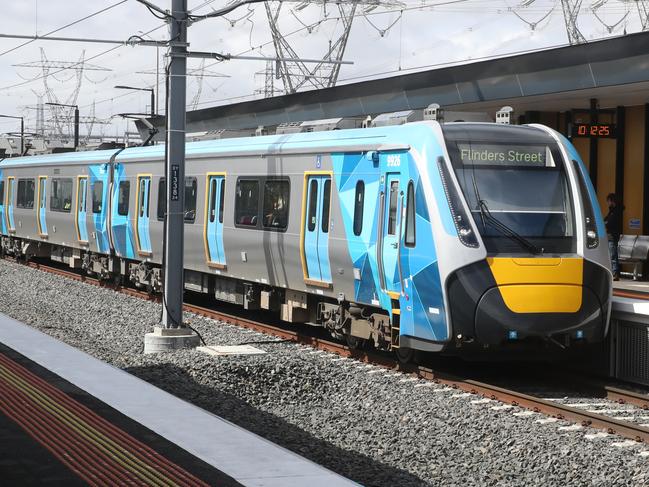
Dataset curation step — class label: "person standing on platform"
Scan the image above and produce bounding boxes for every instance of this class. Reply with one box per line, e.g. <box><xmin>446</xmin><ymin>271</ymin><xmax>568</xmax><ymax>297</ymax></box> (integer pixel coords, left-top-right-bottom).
<box><xmin>604</xmin><ymin>193</ymin><xmax>623</xmax><ymax>281</ymax></box>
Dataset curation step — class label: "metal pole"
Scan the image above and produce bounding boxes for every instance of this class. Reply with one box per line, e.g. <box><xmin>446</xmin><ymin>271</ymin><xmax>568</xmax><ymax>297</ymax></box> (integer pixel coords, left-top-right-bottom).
<box><xmin>162</xmin><ymin>0</ymin><xmax>187</xmax><ymax>329</ymax></box>
<box><xmin>156</xmin><ymin>46</ymin><xmax>160</xmax><ymax>116</ymax></box>
<box><xmin>20</xmin><ymin>117</ymin><xmax>24</xmax><ymax>155</ymax></box>
<box><xmin>73</xmin><ymin>107</ymin><xmax>79</xmax><ymax>150</ymax></box>
<box><xmin>150</xmin><ymin>89</ymin><xmax>155</xmax><ymax>118</ymax></box>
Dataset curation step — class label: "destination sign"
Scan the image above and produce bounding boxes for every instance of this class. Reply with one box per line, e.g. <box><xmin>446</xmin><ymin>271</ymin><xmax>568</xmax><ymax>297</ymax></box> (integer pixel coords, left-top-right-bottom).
<box><xmin>457</xmin><ymin>144</ymin><xmax>551</xmax><ymax>167</ymax></box>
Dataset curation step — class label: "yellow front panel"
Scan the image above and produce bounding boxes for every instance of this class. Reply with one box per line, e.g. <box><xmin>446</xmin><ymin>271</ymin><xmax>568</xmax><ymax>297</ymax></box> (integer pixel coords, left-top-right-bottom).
<box><xmin>488</xmin><ymin>257</ymin><xmax>583</xmax><ymax>313</ymax></box>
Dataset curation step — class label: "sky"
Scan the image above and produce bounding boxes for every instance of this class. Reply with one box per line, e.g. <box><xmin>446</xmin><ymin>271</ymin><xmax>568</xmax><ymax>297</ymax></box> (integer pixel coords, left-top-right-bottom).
<box><xmin>0</xmin><ymin>0</ymin><xmax>645</xmax><ymax>140</ymax></box>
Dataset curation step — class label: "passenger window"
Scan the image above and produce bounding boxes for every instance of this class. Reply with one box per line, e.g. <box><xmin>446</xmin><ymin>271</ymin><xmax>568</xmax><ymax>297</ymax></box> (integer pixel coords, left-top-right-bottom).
<box><xmin>353</xmin><ymin>180</ymin><xmax>364</xmax><ymax>236</ymax></box>
<box><xmin>92</xmin><ymin>182</ymin><xmax>103</xmax><ymax>214</ymax></box>
<box><xmin>321</xmin><ymin>179</ymin><xmax>331</xmax><ymax>233</ymax></box>
<box><xmin>184</xmin><ymin>177</ymin><xmax>197</xmax><ymax>223</ymax></box>
<box><xmin>209</xmin><ymin>178</ymin><xmax>217</xmax><ymax>223</ymax></box>
<box><xmin>218</xmin><ymin>180</ymin><xmax>225</xmax><ymax>224</ymax></box>
<box><xmin>0</xmin><ymin>181</ymin><xmax>4</xmax><ymax>203</ymax></box>
<box><xmin>39</xmin><ymin>179</ymin><xmax>46</xmax><ymax>209</ymax></box>
<box><xmin>50</xmin><ymin>178</ymin><xmax>73</xmax><ymax>213</ymax></box>
<box><xmin>78</xmin><ymin>179</ymin><xmax>87</xmax><ymax>212</ymax></box>
<box><xmin>138</xmin><ymin>179</ymin><xmax>148</xmax><ymax>217</ymax></box>
<box><xmin>262</xmin><ymin>179</ymin><xmax>290</xmax><ymax>230</ymax></box>
<box><xmin>387</xmin><ymin>180</ymin><xmax>399</xmax><ymax>235</ymax></box>
<box><xmin>156</xmin><ymin>177</ymin><xmax>196</xmax><ymax>222</ymax></box>
<box><xmin>405</xmin><ymin>181</ymin><xmax>416</xmax><ymax>247</ymax></box>
<box><xmin>118</xmin><ymin>181</ymin><xmax>130</xmax><ymax>216</ymax></box>
<box><xmin>17</xmin><ymin>179</ymin><xmax>35</xmax><ymax>209</ymax></box>
<box><xmin>157</xmin><ymin>178</ymin><xmax>166</xmax><ymax>220</ymax></box>
<box><xmin>307</xmin><ymin>179</ymin><xmax>318</xmax><ymax>232</ymax></box>
<box><xmin>235</xmin><ymin>179</ymin><xmax>260</xmax><ymax>227</ymax></box>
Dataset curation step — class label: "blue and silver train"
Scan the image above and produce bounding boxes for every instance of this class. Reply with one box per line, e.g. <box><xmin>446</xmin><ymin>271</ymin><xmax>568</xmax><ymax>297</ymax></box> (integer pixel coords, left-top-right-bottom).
<box><xmin>0</xmin><ymin>121</ymin><xmax>612</xmax><ymax>357</ymax></box>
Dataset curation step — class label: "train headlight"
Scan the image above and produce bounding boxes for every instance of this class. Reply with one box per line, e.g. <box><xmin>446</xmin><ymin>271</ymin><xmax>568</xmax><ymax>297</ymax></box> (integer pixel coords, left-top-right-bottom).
<box><xmin>572</xmin><ymin>159</ymin><xmax>600</xmax><ymax>249</ymax></box>
<box><xmin>437</xmin><ymin>156</ymin><xmax>479</xmax><ymax>248</ymax></box>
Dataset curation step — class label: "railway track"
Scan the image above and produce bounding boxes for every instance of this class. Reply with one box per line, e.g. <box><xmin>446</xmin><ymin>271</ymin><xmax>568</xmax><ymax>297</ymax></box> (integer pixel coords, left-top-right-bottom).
<box><xmin>8</xmin><ymin>257</ymin><xmax>649</xmax><ymax>445</ymax></box>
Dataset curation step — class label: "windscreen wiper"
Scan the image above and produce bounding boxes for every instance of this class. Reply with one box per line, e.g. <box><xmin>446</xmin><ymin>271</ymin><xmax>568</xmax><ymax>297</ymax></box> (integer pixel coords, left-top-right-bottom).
<box><xmin>470</xmin><ymin>173</ymin><xmax>542</xmax><ymax>255</ymax></box>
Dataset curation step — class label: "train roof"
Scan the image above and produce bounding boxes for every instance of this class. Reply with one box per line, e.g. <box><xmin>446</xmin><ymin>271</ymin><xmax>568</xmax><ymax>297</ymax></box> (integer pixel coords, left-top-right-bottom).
<box><xmin>0</xmin><ymin>122</ymin><xmax>551</xmax><ymax>168</ymax></box>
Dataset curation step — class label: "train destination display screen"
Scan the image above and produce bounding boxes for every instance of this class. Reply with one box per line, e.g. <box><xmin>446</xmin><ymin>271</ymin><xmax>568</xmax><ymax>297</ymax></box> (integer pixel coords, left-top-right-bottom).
<box><xmin>456</xmin><ymin>143</ymin><xmax>552</xmax><ymax>167</ymax></box>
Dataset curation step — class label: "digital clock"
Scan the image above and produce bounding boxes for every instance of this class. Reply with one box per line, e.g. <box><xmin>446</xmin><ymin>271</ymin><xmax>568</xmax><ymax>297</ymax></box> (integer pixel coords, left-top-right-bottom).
<box><xmin>571</xmin><ymin>123</ymin><xmax>617</xmax><ymax>138</ymax></box>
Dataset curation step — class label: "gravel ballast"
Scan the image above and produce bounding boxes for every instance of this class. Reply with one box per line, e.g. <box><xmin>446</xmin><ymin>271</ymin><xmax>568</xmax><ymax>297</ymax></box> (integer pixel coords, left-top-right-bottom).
<box><xmin>0</xmin><ymin>259</ymin><xmax>647</xmax><ymax>487</ymax></box>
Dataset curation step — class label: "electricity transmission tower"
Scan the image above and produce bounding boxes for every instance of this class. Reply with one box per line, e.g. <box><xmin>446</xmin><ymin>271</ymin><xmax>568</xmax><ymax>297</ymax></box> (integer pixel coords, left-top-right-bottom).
<box><xmin>14</xmin><ymin>48</ymin><xmax>111</xmax><ymax>139</ymax></box>
<box><xmin>560</xmin><ymin>0</ymin><xmax>587</xmax><ymax>44</ymax></box>
<box><xmin>265</xmin><ymin>0</ymin><xmax>400</xmax><ymax>94</ymax></box>
<box><xmin>254</xmin><ymin>60</ymin><xmax>283</xmax><ymax>98</ymax></box>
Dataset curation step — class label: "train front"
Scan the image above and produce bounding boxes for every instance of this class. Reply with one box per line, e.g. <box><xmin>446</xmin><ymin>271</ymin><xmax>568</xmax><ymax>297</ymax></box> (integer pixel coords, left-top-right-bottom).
<box><xmin>438</xmin><ymin>123</ymin><xmax>611</xmax><ymax>351</ymax></box>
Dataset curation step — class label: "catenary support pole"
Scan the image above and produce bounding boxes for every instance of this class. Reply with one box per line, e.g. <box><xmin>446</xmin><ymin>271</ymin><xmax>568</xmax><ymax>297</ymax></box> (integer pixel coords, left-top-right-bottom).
<box><xmin>162</xmin><ymin>0</ymin><xmax>188</xmax><ymax>329</ymax></box>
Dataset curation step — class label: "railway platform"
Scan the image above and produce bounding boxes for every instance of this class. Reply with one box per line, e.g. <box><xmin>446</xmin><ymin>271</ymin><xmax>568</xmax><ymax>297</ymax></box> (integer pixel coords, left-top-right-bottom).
<box><xmin>0</xmin><ymin>312</ymin><xmax>357</xmax><ymax>487</ymax></box>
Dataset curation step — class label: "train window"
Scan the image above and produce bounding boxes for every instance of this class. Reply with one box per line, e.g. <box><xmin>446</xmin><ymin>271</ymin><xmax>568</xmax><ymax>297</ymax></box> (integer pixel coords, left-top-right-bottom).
<box><xmin>157</xmin><ymin>178</ymin><xmax>166</xmax><ymax>220</ymax></box>
<box><xmin>0</xmin><ymin>181</ymin><xmax>4</xmax><ymax>204</ymax></box>
<box><xmin>16</xmin><ymin>179</ymin><xmax>35</xmax><ymax>209</ymax></box>
<box><xmin>307</xmin><ymin>179</ymin><xmax>318</xmax><ymax>232</ymax></box>
<box><xmin>262</xmin><ymin>179</ymin><xmax>290</xmax><ymax>231</ymax></box>
<box><xmin>235</xmin><ymin>179</ymin><xmax>260</xmax><ymax>227</ymax></box>
<box><xmin>353</xmin><ymin>181</ymin><xmax>364</xmax><ymax>236</ymax></box>
<box><xmin>321</xmin><ymin>179</ymin><xmax>331</xmax><ymax>233</ymax></box>
<box><xmin>387</xmin><ymin>180</ymin><xmax>399</xmax><ymax>235</ymax></box>
<box><xmin>92</xmin><ymin>182</ymin><xmax>103</xmax><ymax>214</ymax></box>
<box><xmin>78</xmin><ymin>179</ymin><xmax>87</xmax><ymax>213</ymax></box>
<box><xmin>405</xmin><ymin>181</ymin><xmax>416</xmax><ymax>247</ymax></box>
<box><xmin>209</xmin><ymin>178</ymin><xmax>217</xmax><ymax>223</ymax></box>
<box><xmin>117</xmin><ymin>181</ymin><xmax>130</xmax><ymax>216</ymax></box>
<box><xmin>50</xmin><ymin>178</ymin><xmax>73</xmax><ymax>213</ymax></box>
<box><xmin>39</xmin><ymin>179</ymin><xmax>46</xmax><ymax>209</ymax></box>
<box><xmin>138</xmin><ymin>180</ymin><xmax>147</xmax><ymax>217</ymax></box>
<box><xmin>184</xmin><ymin>177</ymin><xmax>197</xmax><ymax>223</ymax></box>
<box><xmin>157</xmin><ymin>177</ymin><xmax>197</xmax><ymax>222</ymax></box>
<box><xmin>218</xmin><ymin>180</ymin><xmax>225</xmax><ymax>224</ymax></box>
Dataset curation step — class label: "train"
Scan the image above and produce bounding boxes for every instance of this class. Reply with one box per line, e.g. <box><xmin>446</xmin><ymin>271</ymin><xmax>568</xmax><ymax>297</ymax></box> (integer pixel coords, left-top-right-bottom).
<box><xmin>0</xmin><ymin>121</ymin><xmax>612</xmax><ymax>360</ymax></box>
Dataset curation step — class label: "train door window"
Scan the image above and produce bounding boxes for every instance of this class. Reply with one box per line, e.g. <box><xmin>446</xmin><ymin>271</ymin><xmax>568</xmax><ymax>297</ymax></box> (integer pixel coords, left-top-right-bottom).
<box><xmin>0</xmin><ymin>181</ymin><xmax>4</xmax><ymax>203</ymax></box>
<box><xmin>17</xmin><ymin>179</ymin><xmax>35</xmax><ymax>209</ymax></box>
<box><xmin>218</xmin><ymin>179</ymin><xmax>225</xmax><ymax>224</ymax></box>
<box><xmin>138</xmin><ymin>179</ymin><xmax>148</xmax><ymax>217</ymax></box>
<box><xmin>184</xmin><ymin>177</ymin><xmax>197</xmax><ymax>223</ymax></box>
<box><xmin>405</xmin><ymin>181</ymin><xmax>416</xmax><ymax>247</ymax></box>
<box><xmin>157</xmin><ymin>178</ymin><xmax>166</xmax><ymax>220</ymax></box>
<box><xmin>39</xmin><ymin>178</ymin><xmax>46</xmax><ymax>209</ymax></box>
<box><xmin>77</xmin><ymin>178</ymin><xmax>87</xmax><ymax>212</ymax></box>
<box><xmin>353</xmin><ymin>180</ymin><xmax>364</xmax><ymax>236</ymax></box>
<box><xmin>235</xmin><ymin>179</ymin><xmax>259</xmax><ymax>227</ymax></box>
<box><xmin>387</xmin><ymin>180</ymin><xmax>399</xmax><ymax>235</ymax></box>
<box><xmin>92</xmin><ymin>182</ymin><xmax>103</xmax><ymax>213</ymax></box>
<box><xmin>50</xmin><ymin>178</ymin><xmax>73</xmax><ymax>212</ymax></box>
<box><xmin>117</xmin><ymin>181</ymin><xmax>130</xmax><ymax>216</ymax></box>
<box><xmin>307</xmin><ymin>179</ymin><xmax>318</xmax><ymax>232</ymax></box>
<box><xmin>209</xmin><ymin>178</ymin><xmax>217</xmax><ymax>223</ymax></box>
<box><xmin>262</xmin><ymin>179</ymin><xmax>290</xmax><ymax>231</ymax></box>
<box><xmin>321</xmin><ymin>179</ymin><xmax>331</xmax><ymax>233</ymax></box>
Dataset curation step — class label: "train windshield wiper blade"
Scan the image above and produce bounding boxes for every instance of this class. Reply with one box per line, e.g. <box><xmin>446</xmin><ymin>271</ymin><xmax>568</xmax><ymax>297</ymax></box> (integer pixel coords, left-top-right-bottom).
<box><xmin>477</xmin><ymin>200</ymin><xmax>543</xmax><ymax>255</ymax></box>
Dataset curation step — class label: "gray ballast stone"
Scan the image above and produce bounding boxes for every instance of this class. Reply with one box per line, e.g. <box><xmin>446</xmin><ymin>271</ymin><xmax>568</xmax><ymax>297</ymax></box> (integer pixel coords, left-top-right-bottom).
<box><xmin>0</xmin><ymin>259</ymin><xmax>647</xmax><ymax>487</ymax></box>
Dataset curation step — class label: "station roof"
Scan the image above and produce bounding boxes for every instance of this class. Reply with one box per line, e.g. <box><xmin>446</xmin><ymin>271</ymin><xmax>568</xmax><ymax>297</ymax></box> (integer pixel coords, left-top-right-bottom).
<box><xmin>142</xmin><ymin>31</ymin><xmax>649</xmax><ymax>138</ymax></box>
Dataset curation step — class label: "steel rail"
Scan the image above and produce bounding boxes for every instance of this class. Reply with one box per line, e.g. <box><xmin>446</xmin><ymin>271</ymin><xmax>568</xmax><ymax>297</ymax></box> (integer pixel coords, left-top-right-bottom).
<box><xmin>6</xmin><ymin>257</ymin><xmax>649</xmax><ymax>444</ymax></box>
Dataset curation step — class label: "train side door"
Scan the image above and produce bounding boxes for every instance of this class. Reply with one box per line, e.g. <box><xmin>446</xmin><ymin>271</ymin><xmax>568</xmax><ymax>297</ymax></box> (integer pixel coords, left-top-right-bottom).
<box><xmin>75</xmin><ymin>176</ymin><xmax>89</xmax><ymax>243</ymax></box>
<box><xmin>135</xmin><ymin>175</ymin><xmax>152</xmax><ymax>256</ymax></box>
<box><xmin>378</xmin><ymin>172</ymin><xmax>404</xmax><ymax>297</ymax></box>
<box><xmin>5</xmin><ymin>177</ymin><xmax>15</xmax><ymax>233</ymax></box>
<box><xmin>0</xmin><ymin>179</ymin><xmax>5</xmax><ymax>234</ymax></box>
<box><xmin>37</xmin><ymin>176</ymin><xmax>48</xmax><ymax>238</ymax></box>
<box><xmin>302</xmin><ymin>174</ymin><xmax>332</xmax><ymax>286</ymax></box>
<box><xmin>205</xmin><ymin>174</ymin><xmax>226</xmax><ymax>268</ymax></box>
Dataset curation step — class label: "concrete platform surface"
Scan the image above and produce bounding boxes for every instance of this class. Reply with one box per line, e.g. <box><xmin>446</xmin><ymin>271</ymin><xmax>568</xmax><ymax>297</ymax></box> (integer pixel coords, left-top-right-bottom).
<box><xmin>0</xmin><ymin>313</ymin><xmax>358</xmax><ymax>487</ymax></box>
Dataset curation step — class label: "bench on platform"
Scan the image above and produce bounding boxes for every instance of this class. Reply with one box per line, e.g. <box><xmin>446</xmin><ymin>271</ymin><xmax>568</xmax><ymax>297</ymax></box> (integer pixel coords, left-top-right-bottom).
<box><xmin>618</xmin><ymin>235</ymin><xmax>649</xmax><ymax>280</ymax></box>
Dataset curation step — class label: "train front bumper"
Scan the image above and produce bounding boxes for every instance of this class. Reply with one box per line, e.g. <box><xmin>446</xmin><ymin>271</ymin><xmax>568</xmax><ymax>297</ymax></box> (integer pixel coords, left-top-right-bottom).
<box><xmin>446</xmin><ymin>257</ymin><xmax>611</xmax><ymax>346</ymax></box>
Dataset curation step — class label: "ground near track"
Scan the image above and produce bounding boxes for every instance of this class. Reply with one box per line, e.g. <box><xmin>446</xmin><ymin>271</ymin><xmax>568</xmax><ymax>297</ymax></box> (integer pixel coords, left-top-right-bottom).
<box><xmin>0</xmin><ymin>258</ymin><xmax>648</xmax><ymax>487</ymax></box>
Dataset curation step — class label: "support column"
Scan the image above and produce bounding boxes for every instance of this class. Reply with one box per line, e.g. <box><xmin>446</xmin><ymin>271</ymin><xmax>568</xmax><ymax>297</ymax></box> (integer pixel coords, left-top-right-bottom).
<box><xmin>615</xmin><ymin>106</ymin><xmax>625</xmax><ymax>205</ymax></box>
<box><xmin>589</xmin><ymin>98</ymin><xmax>598</xmax><ymax>188</ymax></box>
<box><xmin>643</xmin><ymin>104</ymin><xmax>649</xmax><ymax>234</ymax></box>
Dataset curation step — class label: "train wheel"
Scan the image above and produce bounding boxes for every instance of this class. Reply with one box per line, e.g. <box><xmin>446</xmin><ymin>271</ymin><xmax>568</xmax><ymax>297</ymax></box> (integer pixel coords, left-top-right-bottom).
<box><xmin>345</xmin><ymin>334</ymin><xmax>364</xmax><ymax>350</ymax></box>
<box><xmin>396</xmin><ymin>346</ymin><xmax>415</xmax><ymax>365</ymax></box>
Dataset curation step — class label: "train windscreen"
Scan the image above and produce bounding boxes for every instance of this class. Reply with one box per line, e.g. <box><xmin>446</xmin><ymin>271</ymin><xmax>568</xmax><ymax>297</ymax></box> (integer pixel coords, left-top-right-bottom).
<box><xmin>443</xmin><ymin>125</ymin><xmax>575</xmax><ymax>254</ymax></box>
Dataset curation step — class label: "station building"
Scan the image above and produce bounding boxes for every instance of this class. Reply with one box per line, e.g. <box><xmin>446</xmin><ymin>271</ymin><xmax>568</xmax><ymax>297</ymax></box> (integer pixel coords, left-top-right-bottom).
<box><xmin>143</xmin><ymin>31</ymin><xmax>649</xmax><ymax>235</ymax></box>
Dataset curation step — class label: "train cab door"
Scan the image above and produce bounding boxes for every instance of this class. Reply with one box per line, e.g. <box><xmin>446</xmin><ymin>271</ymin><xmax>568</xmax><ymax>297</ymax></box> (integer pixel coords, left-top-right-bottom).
<box><xmin>302</xmin><ymin>173</ymin><xmax>333</xmax><ymax>286</ymax></box>
<box><xmin>37</xmin><ymin>176</ymin><xmax>48</xmax><ymax>238</ymax></box>
<box><xmin>135</xmin><ymin>175</ymin><xmax>152</xmax><ymax>256</ymax></box>
<box><xmin>5</xmin><ymin>177</ymin><xmax>15</xmax><ymax>233</ymax></box>
<box><xmin>378</xmin><ymin>172</ymin><xmax>405</xmax><ymax>298</ymax></box>
<box><xmin>205</xmin><ymin>174</ymin><xmax>226</xmax><ymax>268</ymax></box>
<box><xmin>75</xmin><ymin>176</ymin><xmax>89</xmax><ymax>244</ymax></box>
